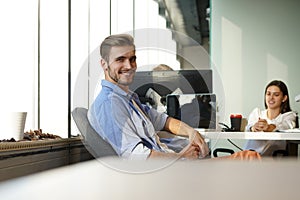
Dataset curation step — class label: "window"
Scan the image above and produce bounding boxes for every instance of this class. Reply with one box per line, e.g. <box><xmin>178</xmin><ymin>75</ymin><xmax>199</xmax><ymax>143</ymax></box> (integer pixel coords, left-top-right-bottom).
<box><xmin>0</xmin><ymin>0</ymin><xmax>178</xmax><ymax>139</ymax></box>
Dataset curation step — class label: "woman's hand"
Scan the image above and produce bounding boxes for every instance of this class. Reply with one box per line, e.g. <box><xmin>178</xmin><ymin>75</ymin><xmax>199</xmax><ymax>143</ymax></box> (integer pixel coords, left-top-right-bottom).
<box><xmin>251</xmin><ymin>119</ymin><xmax>276</xmax><ymax>132</ymax></box>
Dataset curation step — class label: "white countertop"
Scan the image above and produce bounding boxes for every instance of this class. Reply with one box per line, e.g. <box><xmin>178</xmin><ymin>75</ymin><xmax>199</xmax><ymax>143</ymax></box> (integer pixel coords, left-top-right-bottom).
<box><xmin>1</xmin><ymin>158</ymin><xmax>300</xmax><ymax>200</ymax></box>
<box><xmin>195</xmin><ymin>129</ymin><xmax>300</xmax><ymax>140</ymax></box>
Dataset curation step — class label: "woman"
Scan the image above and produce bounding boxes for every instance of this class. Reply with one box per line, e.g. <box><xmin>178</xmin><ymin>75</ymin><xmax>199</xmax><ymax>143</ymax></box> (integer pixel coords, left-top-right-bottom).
<box><xmin>244</xmin><ymin>80</ymin><xmax>296</xmax><ymax>156</ymax></box>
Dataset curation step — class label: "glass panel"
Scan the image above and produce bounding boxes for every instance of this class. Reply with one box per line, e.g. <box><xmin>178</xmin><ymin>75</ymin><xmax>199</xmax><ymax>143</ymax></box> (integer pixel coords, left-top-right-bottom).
<box><xmin>134</xmin><ymin>0</ymin><xmax>179</xmax><ymax>71</ymax></box>
<box><xmin>71</xmin><ymin>0</ymin><xmax>89</xmax><ymax>111</ymax></box>
<box><xmin>111</xmin><ymin>0</ymin><xmax>133</xmax><ymax>34</ymax></box>
<box><xmin>71</xmin><ymin>0</ymin><xmax>111</xmax><ymax>136</ymax></box>
<box><xmin>0</xmin><ymin>0</ymin><xmax>37</xmax><ymax>135</ymax></box>
<box><xmin>88</xmin><ymin>0</ymin><xmax>111</xmax><ymax>106</ymax></box>
<box><xmin>39</xmin><ymin>0</ymin><xmax>69</xmax><ymax>137</ymax></box>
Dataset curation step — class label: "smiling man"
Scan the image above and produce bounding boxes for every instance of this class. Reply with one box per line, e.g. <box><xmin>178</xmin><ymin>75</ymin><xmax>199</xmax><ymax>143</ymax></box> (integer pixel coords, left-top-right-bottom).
<box><xmin>101</xmin><ymin>43</ymin><xmax>137</xmax><ymax>90</ymax></box>
<box><xmin>87</xmin><ymin>33</ymin><xmax>260</xmax><ymax>160</ymax></box>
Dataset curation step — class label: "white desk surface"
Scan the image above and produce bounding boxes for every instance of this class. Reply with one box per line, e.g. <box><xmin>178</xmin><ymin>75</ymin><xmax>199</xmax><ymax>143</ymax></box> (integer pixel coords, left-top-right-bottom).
<box><xmin>195</xmin><ymin>129</ymin><xmax>300</xmax><ymax>140</ymax></box>
<box><xmin>1</xmin><ymin>158</ymin><xmax>300</xmax><ymax>200</ymax></box>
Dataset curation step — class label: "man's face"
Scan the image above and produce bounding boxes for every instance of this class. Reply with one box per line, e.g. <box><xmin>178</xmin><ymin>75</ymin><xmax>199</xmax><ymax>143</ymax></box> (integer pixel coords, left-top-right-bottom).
<box><xmin>103</xmin><ymin>45</ymin><xmax>137</xmax><ymax>90</ymax></box>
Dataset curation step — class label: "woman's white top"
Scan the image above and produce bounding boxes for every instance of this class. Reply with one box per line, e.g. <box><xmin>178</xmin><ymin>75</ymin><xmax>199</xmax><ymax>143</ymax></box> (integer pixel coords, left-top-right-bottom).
<box><xmin>244</xmin><ymin>108</ymin><xmax>296</xmax><ymax>156</ymax></box>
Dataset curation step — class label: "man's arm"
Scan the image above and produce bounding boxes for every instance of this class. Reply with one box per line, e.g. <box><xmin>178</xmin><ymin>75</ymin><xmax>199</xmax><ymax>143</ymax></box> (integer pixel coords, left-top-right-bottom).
<box><xmin>148</xmin><ymin>142</ymin><xmax>201</xmax><ymax>160</ymax></box>
<box><xmin>163</xmin><ymin>117</ymin><xmax>210</xmax><ymax>158</ymax></box>
<box><xmin>163</xmin><ymin>117</ymin><xmax>194</xmax><ymax>136</ymax></box>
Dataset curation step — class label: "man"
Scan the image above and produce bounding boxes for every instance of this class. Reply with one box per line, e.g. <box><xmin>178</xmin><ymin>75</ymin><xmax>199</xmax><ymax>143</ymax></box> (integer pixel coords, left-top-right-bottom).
<box><xmin>88</xmin><ymin>33</ymin><xmax>260</xmax><ymax>160</ymax></box>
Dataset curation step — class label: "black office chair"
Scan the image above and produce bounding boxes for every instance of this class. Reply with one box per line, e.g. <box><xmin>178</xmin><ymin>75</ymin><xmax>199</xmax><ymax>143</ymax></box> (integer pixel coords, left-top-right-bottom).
<box><xmin>212</xmin><ymin>123</ymin><xmax>240</xmax><ymax>158</ymax></box>
<box><xmin>72</xmin><ymin>107</ymin><xmax>118</xmax><ymax>158</ymax></box>
<box><xmin>213</xmin><ymin>148</ymin><xmax>235</xmax><ymax>157</ymax></box>
<box><xmin>273</xmin><ymin>112</ymin><xmax>299</xmax><ymax>157</ymax></box>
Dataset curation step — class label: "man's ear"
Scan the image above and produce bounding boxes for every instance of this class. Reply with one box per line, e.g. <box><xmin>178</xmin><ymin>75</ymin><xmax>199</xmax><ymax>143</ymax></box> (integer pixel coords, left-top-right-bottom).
<box><xmin>100</xmin><ymin>58</ymin><xmax>107</xmax><ymax>70</ymax></box>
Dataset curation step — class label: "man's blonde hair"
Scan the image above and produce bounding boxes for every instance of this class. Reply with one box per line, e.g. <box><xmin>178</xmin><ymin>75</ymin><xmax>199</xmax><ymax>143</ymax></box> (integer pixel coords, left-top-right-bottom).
<box><xmin>100</xmin><ymin>34</ymin><xmax>135</xmax><ymax>62</ymax></box>
<box><xmin>152</xmin><ymin>64</ymin><xmax>173</xmax><ymax>71</ymax></box>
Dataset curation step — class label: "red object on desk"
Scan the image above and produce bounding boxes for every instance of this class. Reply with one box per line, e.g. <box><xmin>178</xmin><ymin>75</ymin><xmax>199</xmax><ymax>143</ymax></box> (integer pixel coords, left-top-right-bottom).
<box><xmin>230</xmin><ymin>114</ymin><xmax>242</xmax><ymax>118</ymax></box>
<box><xmin>230</xmin><ymin>114</ymin><xmax>242</xmax><ymax>131</ymax></box>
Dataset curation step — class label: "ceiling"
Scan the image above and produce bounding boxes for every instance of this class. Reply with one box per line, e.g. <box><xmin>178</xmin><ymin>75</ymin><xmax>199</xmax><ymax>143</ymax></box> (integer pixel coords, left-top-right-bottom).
<box><xmin>156</xmin><ymin>0</ymin><xmax>210</xmax><ymax>46</ymax></box>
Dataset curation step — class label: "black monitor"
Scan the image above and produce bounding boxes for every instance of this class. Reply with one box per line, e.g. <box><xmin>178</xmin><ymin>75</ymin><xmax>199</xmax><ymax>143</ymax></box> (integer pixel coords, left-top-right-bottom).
<box><xmin>166</xmin><ymin>94</ymin><xmax>216</xmax><ymax>129</ymax></box>
<box><xmin>130</xmin><ymin>69</ymin><xmax>213</xmax><ymax>105</ymax></box>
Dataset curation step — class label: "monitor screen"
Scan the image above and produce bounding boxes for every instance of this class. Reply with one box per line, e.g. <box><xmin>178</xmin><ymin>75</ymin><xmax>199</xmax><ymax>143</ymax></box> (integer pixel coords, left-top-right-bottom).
<box><xmin>130</xmin><ymin>69</ymin><xmax>213</xmax><ymax>106</ymax></box>
<box><xmin>166</xmin><ymin>94</ymin><xmax>216</xmax><ymax>129</ymax></box>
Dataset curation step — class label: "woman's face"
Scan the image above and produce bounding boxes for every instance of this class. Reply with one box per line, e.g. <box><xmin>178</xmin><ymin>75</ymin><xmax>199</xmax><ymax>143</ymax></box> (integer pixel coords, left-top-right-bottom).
<box><xmin>265</xmin><ymin>85</ymin><xmax>287</xmax><ymax>110</ymax></box>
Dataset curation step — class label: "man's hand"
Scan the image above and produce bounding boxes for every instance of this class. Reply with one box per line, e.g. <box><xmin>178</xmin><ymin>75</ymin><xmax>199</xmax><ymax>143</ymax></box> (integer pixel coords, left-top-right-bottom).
<box><xmin>227</xmin><ymin>150</ymin><xmax>261</xmax><ymax>160</ymax></box>
<box><xmin>188</xmin><ymin>130</ymin><xmax>210</xmax><ymax>158</ymax></box>
<box><xmin>213</xmin><ymin>150</ymin><xmax>261</xmax><ymax>160</ymax></box>
<box><xmin>164</xmin><ymin>117</ymin><xmax>210</xmax><ymax>158</ymax></box>
<box><xmin>179</xmin><ymin>142</ymin><xmax>200</xmax><ymax>159</ymax></box>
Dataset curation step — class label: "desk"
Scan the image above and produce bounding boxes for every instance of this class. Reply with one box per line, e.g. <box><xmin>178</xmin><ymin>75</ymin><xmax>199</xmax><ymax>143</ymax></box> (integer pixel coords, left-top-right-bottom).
<box><xmin>1</xmin><ymin>158</ymin><xmax>300</xmax><ymax>200</ymax></box>
<box><xmin>195</xmin><ymin>131</ymin><xmax>300</xmax><ymax>140</ymax></box>
<box><xmin>195</xmin><ymin>130</ymin><xmax>300</xmax><ymax>156</ymax></box>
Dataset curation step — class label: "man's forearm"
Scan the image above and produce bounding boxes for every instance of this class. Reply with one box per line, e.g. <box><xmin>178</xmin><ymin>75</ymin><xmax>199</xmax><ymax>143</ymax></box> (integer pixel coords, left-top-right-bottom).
<box><xmin>164</xmin><ymin>117</ymin><xmax>194</xmax><ymax>137</ymax></box>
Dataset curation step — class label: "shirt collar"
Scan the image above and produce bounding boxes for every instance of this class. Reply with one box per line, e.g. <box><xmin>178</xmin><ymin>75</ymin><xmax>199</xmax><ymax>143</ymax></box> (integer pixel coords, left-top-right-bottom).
<box><xmin>101</xmin><ymin>79</ymin><xmax>136</xmax><ymax>100</ymax></box>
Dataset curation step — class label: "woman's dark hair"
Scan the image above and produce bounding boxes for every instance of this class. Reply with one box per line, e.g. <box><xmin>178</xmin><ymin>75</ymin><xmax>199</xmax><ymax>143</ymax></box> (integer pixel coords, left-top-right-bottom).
<box><xmin>264</xmin><ymin>80</ymin><xmax>291</xmax><ymax>113</ymax></box>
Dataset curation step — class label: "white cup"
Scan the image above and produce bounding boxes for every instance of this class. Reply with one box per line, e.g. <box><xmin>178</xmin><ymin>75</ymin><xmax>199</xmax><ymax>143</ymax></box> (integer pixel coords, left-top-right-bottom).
<box><xmin>1</xmin><ymin>112</ymin><xmax>27</xmax><ymax>141</ymax></box>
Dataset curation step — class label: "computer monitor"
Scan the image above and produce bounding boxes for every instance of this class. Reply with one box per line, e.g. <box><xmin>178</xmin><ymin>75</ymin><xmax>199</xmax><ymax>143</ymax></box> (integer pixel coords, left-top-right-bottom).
<box><xmin>166</xmin><ymin>94</ymin><xmax>216</xmax><ymax>129</ymax></box>
<box><xmin>130</xmin><ymin>69</ymin><xmax>213</xmax><ymax>105</ymax></box>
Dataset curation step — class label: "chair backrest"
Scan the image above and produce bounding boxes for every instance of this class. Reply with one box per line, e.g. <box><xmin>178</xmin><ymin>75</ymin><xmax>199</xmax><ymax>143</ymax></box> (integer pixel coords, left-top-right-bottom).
<box><xmin>72</xmin><ymin>107</ymin><xmax>118</xmax><ymax>158</ymax></box>
<box><xmin>295</xmin><ymin>112</ymin><xmax>299</xmax><ymax>128</ymax></box>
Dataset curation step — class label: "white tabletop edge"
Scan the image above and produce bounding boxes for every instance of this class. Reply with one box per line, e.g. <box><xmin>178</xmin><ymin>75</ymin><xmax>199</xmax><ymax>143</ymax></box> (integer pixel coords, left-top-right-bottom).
<box><xmin>194</xmin><ymin>129</ymin><xmax>300</xmax><ymax>140</ymax></box>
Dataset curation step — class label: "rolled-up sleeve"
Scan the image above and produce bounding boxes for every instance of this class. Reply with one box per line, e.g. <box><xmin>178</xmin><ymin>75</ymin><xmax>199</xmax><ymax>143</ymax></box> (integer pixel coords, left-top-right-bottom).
<box><xmin>146</xmin><ymin>107</ymin><xmax>168</xmax><ymax>131</ymax></box>
<box><xmin>128</xmin><ymin>143</ymin><xmax>151</xmax><ymax>160</ymax></box>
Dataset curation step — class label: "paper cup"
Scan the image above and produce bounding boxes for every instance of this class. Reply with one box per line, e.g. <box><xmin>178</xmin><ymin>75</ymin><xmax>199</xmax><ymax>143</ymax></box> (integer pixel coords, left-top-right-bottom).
<box><xmin>2</xmin><ymin>112</ymin><xmax>27</xmax><ymax>141</ymax></box>
<box><xmin>230</xmin><ymin>114</ymin><xmax>242</xmax><ymax>132</ymax></box>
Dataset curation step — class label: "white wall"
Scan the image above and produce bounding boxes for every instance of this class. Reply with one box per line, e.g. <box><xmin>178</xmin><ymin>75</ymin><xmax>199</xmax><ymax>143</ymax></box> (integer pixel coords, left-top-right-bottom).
<box><xmin>210</xmin><ymin>0</ymin><xmax>300</xmax><ymax>151</ymax></box>
<box><xmin>211</xmin><ymin>0</ymin><xmax>300</xmax><ymax>125</ymax></box>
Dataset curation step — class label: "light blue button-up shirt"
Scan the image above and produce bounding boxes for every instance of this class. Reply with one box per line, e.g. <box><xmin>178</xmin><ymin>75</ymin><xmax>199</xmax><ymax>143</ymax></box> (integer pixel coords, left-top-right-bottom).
<box><xmin>88</xmin><ymin>80</ymin><xmax>169</xmax><ymax>159</ymax></box>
